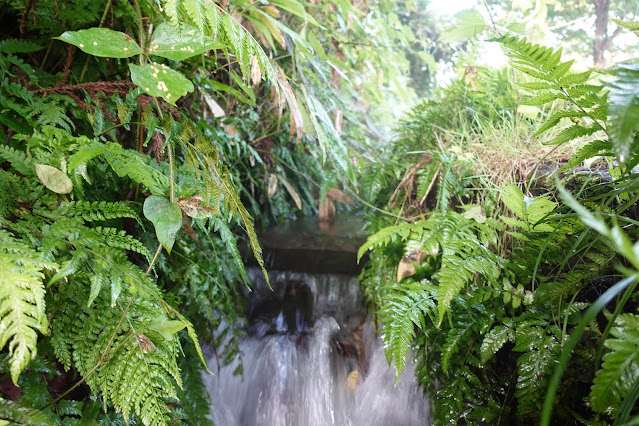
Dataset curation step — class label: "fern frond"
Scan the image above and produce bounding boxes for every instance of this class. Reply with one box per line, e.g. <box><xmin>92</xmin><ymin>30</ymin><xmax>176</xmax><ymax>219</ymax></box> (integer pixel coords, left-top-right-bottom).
<box><xmin>0</xmin><ymin>229</ymin><xmax>57</xmax><ymax>384</ymax></box>
<box><xmin>480</xmin><ymin>323</ymin><xmax>514</xmax><ymax>364</ymax></box>
<box><xmin>0</xmin><ymin>144</ymin><xmax>33</xmax><ymax>176</ymax></box>
<box><xmin>58</xmin><ymin>201</ymin><xmax>141</xmax><ymax>224</ymax></box>
<box><xmin>0</xmin><ymin>397</ymin><xmax>53</xmax><ymax>425</ymax></box>
<box><xmin>379</xmin><ymin>279</ymin><xmax>438</xmax><ymax>381</ymax></box>
<box><xmin>0</xmin><ymin>39</ymin><xmax>42</xmax><ymax>54</ymax></box>
<box><xmin>513</xmin><ymin>317</ymin><xmax>560</xmax><ymax>417</ymax></box>
<box><xmin>590</xmin><ymin>313</ymin><xmax>639</xmax><ymax>414</ymax></box>
<box><xmin>358</xmin><ymin>222</ymin><xmax>415</xmax><ymax>262</ymax></box>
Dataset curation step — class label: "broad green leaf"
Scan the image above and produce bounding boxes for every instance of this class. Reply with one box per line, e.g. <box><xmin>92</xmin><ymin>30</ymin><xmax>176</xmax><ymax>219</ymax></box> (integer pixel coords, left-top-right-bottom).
<box><xmin>149</xmin><ymin>318</ymin><xmax>186</xmax><ymax>340</ymax></box>
<box><xmin>463</xmin><ymin>205</ymin><xmax>486</xmax><ymax>223</ymax></box>
<box><xmin>56</xmin><ymin>28</ymin><xmax>141</xmax><ymax>58</ymax></box>
<box><xmin>35</xmin><ymin>164</ymin><xmax>73</xmax><ymax>194</ymax></box>
<box><xmin>143</xmin><ymin>195</ymin><xmax>182</xmax><ymax>253</ymax></box>
<box><xmin>129</xmin><ymin>63</ymin><xmax>194</xmax><ymax>105</ymax></box>
<box><xmin>439</xmin><ymin>9</ymin><xmax>486</xmax><ymax>43</ymax></box>
<box><xmin>149</xmin><ymin>23</ymin><xmax>220</xmax><ymax>61</ymax></box>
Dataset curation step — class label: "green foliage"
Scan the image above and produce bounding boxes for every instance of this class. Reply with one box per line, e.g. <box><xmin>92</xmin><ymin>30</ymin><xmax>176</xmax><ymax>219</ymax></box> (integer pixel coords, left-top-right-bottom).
<box><xmin>0</xmin><ymin>230</ymin><xmax>56</xmax><ymax>385</ymax></box>
<box><xmin>498</xmin><ymin>35</ymin><xmax>607</xmax><ymax>146</ymax></box>
<box><xmin>590</xmin><ymin>313</ymin><xmax>639</xmax><ymax>414</ymax></box>
<box><xmin>359</xmin><ymin>30</ymin><xmax>639</xmax><ymax>425</ymax></box>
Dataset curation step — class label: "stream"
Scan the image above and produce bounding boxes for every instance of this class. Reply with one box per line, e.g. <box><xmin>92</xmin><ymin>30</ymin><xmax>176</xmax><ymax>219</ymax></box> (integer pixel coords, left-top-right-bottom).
<box><xmin>205</xmin><ymin>269</ymin><xmax>430</xmax><ymax>425</ymax></box>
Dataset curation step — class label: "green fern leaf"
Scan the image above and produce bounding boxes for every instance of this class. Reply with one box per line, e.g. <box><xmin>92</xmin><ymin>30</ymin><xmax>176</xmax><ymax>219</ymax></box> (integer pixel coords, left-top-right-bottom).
<box><xmin>480</xmin><ymin>323</ymin><xmax>514</xmax><ymax>364</ymax></box>
<box><xmin>0</xmin><ymin>230</ymin><xmax>57</xmax><ymax>384</ymax></box>
<box><xmin>590</xmin><ymin>313</ymin><xmax>639</xmax><ymax>413</ymax></box>
<box><xmin>607</xmin><ymin>62</ymin><xmax>639</xmax><ymax>164</ymax></box>
<box><xmin>358</xmin><ymin>222</ymin><xmax>415</xmax><ymax>262</ymax></box>
<box><xmin>379</xmin><ymin>279</ymin><xmax>437</xmax><ymax>381</ymax></box>
<box><xmin>0</xmin><ymin>397</ymin><xmax>53</xmax><ymax>425</ymax></box>
<box><xmin>560</xmin><ymin>139</ymin><xmax>612</xmax><ymax>170</ymax></box>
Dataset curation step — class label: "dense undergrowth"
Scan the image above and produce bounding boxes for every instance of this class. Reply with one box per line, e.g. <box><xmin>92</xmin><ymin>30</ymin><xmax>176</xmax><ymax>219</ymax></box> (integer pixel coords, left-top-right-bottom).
<box><xmin>0</xmin><ymin>0</ymin><xmax>428</xmax><ymax>423</ymax></box>
<box><xmin>359</xmin><ymin>29</ymin><xmax>639</xmax><ymax>425</ymax></box>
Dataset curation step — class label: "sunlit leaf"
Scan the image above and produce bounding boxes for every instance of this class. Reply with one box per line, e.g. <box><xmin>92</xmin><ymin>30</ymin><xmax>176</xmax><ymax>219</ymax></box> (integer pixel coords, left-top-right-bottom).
<box><xmin>129</xmin><ymin>63</ymin><xmax>194</xmax><ymax>105</ymax></box>
<box><xmin>56</xmin><ymin>28</ymin><xmax>141</xmax><ymax>58</ymax></box>
<box><xmin>149</xmin><ymin>22</ymin><xmax>220</xmax><ymax>61</ymax></box>
<box><xmin>35</xmin><ymin>164</ymin><xmax>73</xmax><ymax>194</ymax></box>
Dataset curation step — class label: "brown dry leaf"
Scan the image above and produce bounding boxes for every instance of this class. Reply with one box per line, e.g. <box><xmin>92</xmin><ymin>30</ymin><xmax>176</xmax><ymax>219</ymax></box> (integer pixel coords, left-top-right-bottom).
<box><xmin>250</xmin><ymin>55</ymin><xmax>261</xmax><ymax>86</ymax></box>
<box><xmin>261</xmin><ymin>5</ymin><xmax>280</xmax><ymax>17</ymax></box>
<box><xmin>319</xmin><ymin>196</ymin><xmax>335</xmax><ymax>223</ymax></box>
<box><xmin>276</xmin><ymin>173</ymin><xmax>302</xmax><ymax>209</ymax></box>
<box><xmin>202</xmin><ymin>93</ymin><xmax>226</xmax><ymax>118</ymax></box>
<box><xmin>347</xmin><ymin>369</ymin><xmax>359</xmax><ymax>391</ymax></box>
<box><xmin>136</xmin><ymin>334</ymin><xmax>157</xmax><ymax>354</ymax></box>
<box><xmin>275</xmin><ymin>65</ymin><xmax>303</xmax><ymax>140</ymax></box>
<box><xmin>397</xmin><ymin>258</ymin><xmax>417</xmax><ymax>282</ymax></box>
<box><xmin>334</xmin><ymin>109</ymin><xmax>343</xmax><ymax>134</ymax></box>
<box><xmin>397</xmin><ymin>250</ymin><xmax>427</xmax><ymax>282</ymax></box>
<box><xmin>267</xmin><ymin>174</ymin><xmax>278</xmax><ymax>198</ymax></box>
<box><xmin>327</xmin><ymin>188</ymin><xmax>354</xmax><ymax>206</ymax></box>
<box><xmin>177</xmin><ymin>196</ymin><xmax>217</xmax><ymax>219</ymax></box>
<box><xmin>223</xmin><ymin>124</ymin><xmax>238</xmax><ymax>137</ymax></box>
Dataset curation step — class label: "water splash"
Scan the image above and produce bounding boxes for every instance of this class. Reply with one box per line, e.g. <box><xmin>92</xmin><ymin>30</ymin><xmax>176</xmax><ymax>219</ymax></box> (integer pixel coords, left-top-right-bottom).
<box><xmin>205</xmin><ymin>271</ymin><xmax>430</xmax><ymax>425</ymax></box>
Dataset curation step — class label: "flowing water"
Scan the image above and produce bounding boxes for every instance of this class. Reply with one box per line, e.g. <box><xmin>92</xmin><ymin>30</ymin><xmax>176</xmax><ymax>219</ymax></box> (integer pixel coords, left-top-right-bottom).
<box><xmin>205</xmin><ymin>270</ymin><xmax>430</xmax><ymax>425</ymax></box>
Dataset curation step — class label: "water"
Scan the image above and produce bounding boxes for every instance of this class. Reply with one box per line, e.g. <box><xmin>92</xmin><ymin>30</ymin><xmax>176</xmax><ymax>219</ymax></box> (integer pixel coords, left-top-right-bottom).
<box><xmin>205</xmin><ymin>270</ymin><xmax>430</xmax><ymax>425</ymax></box>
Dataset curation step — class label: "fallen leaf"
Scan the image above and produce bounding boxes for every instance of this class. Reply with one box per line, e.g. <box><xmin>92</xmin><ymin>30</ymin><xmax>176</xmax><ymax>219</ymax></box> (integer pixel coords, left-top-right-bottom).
<box><xmin>397</xmin><ymin>258</ymin><xmax>417</xmax><ymax>282</ymax></box>
<box><xmin>267</xmin><ymin>174</ymin><xmax>278</xmax><ymax>198</ymax></box>
<box><xmin>35</xmin><ymin>164</ymin><xmax>73</xmax><ymax>194</ymax></box>
<box><xmin>347</xmin><ymin>369</ymin><xmax>359</xmax><ymax>391</ymax></box>
<box><xmin>251</xmin><ymin>55</ymin><xmax>261</xmax><ymax>86</ymax></box>
<box><xmin>203</xmin><ymin>93</ymin><xmax>226</xmax><ymax>117</ymax></box>
<box><xmin>327</xmin><ymin>188</ymin><xmax>354</xmax><ymax>206</ymax></box>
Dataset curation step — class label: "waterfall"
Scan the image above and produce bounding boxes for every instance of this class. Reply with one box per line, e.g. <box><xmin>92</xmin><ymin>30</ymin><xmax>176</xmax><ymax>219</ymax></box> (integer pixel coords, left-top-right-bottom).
<box><xmin>205</xmin><ymin>269</ymin><xmax>430</xmax><ymax>425</ymax></box>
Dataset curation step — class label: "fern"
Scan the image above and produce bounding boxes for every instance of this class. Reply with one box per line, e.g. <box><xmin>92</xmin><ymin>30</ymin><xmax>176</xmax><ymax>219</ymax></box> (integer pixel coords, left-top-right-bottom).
<box><xmin>513</xmin><ymin>314</ymin><xmax>561</xmax><ymax>417</ymax></box>
<box><xmin>0</xmin><ymin>144</ymin><xmax>34</xmax><ymax>176</ymax></box>
<box><xmin>480</xmin><ymin>321</ymin><xmax>514</xmax><ymax>364</ymax></box>
<box><xmin>590</xmin><ymin>313</ymin><xmax>639</xmax><ymax>414</ymax></box>
<box><xmin>57</xmin><ymin>200</ymin><xmax>141</xmax><ymax>224</ymax></box>
<box><xmin>498</xmin><ymin>35</ymin><xmax>607</xmax><ymax>146</ymax></box>
<box><xmin>378</xmin><ymin>278</ymin><xmax>438</xmax><ymax>381</ymax></box>
<box><xmin>0</xmin><ymin>397</ymin><xmax>53</xmax><ymax>425</ymax></box>
<box><xmin>0</xmin><ymin>229</ymin><xmax>57</xmax><ymax>384</ymax></box>
<box><xmin>607</xmin><ymin>62</ymin><xmax>639</xmax><ymax>164</ymax></box>
<box><xmin>159</xmin><ymin>0</ymin><xmax>276</xmax><ymax>87</ymax></box>
<box><xmin>0</xmin><ymin>39</ymin><xmax>42</xmax><ymax>54</ymax></box>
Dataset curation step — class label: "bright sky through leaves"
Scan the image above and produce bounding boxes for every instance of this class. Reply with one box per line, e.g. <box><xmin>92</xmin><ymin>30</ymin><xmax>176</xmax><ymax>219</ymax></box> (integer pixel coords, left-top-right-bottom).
<box><xmin>429</xmin><ymin>0</ymin><xmax>476</xmax><ymax>16</ymax></box>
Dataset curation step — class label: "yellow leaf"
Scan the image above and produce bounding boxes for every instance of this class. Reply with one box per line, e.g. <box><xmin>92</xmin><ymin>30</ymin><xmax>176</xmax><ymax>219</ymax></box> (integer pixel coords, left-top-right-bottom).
<box><xmin>276</xmin><ymin>173</ymin><xmax>302</xmax><ymax>209</ymax></box>
<box><xmin>267</xmin><ymin>174</ymin><xmax>278</xmax><ymax>198</ymax></box>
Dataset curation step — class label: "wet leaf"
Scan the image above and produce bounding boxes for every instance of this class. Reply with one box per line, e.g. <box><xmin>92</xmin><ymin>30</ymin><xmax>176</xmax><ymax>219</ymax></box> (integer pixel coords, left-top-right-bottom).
<box><xmin>143</xmin><ymin>195</ymin><xmax>182</xmax><ymax>253</ymax></box>
<box><xmin>149</xmin><ymin>23</ymin><xmax>220</xmax><ymax>61</ymax></box>
<box><xmin>56</xmin><ymin>28</ymin><xmax>141</xmax><ymax>58</ymax></box>
<box><xmin>35</xmin><ymin>164</ymin><xmax>73</xmax><ymax>194</ymax></box>
<box><xmin>129</xmin><ymin>63</ymin><xmax>194</xmax><ymax>105</ymax></box>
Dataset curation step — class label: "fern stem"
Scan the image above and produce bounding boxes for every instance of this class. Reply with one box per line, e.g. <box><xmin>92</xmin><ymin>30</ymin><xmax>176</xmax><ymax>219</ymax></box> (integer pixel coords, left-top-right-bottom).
<box><xmin>559</xmin><ymin>86</ymin><xmax>609</xmax><ymax>137</ymax></box>
<box><xmin>146</xmin><ymin>244</ymin><xmax>163</xmax><ymax>274</ymax></box>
